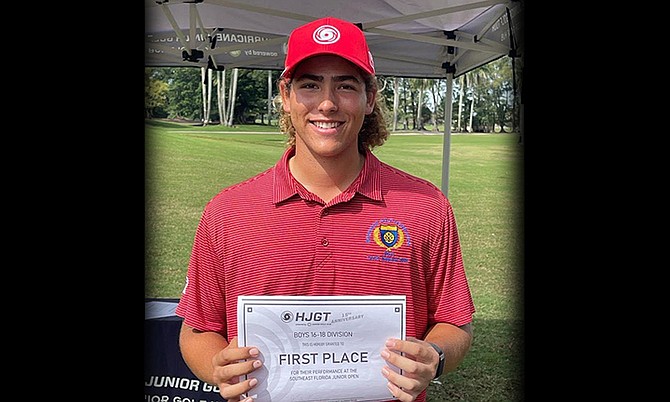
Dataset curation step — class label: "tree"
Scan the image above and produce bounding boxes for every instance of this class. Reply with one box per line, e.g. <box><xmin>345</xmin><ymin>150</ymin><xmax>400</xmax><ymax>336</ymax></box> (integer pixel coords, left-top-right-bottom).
<box><xmin>217</xmin><ymin>70</ymin><xmax>228</xmax><ymax>125</ymax></box>
<box><xmin>392</xmin><ymin>77</ymin><xmax>399</xmax><ymax>131</ymax></box>
<box><xmin>222</xmin><ymin>69</ymin><xmax>275</xmax><ymax>125</ymax></box>
<box><xmin>145</xmin><ymin>68</ymin><xmax>169</xmax><ymax>118</ymax></box>
<box><xmin>227</xmin><ymin>68</ymin><xmax>238</xmax><ymax>126</ymax></box>
<box><xmin>144</xmin><ymin>57</ymin><xmax>520</xmax><ymax>133</ymax></box>
<box><xmin>167</xmin><ymin>67</ymin><xmax>208</xmax><ymax>121</ymax></box>
<box><xmin>201</xmin><ymin>67</ymin><xmax>213</xmax><ymax>125</ymax></box>
<box><xmin>428</xmin><ymin>79</ymin><xmax>443</xmax><ymax>131</ymax></box>
<box><xmin>416</xmin><ymin>79</ymin><xmax>425</xmax><ymax>130</ymax></box>
<box><xmin>456</xmin><ymin>75</ymin><xmax>465</xmax><ymax>132</ymax></box>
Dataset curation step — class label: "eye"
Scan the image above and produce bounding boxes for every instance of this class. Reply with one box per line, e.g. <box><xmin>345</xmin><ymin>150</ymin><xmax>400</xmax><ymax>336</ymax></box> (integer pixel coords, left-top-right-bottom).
<box><xmin>338</xmin><ymin>82</ymin><xmax>361</xmax><ymax>91</ymax></box>
<box><xmin>299</xmin><ymin>82</ymin><xmax>319</xmax><ymax>89</ymax></box>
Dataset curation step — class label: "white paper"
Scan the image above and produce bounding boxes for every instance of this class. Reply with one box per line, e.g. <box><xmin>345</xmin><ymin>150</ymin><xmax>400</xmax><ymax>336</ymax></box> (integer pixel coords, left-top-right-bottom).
<box><xmin>237</xmin><ymin>295</ymin><xmax>406</xmax><ymax>402</ymax></box>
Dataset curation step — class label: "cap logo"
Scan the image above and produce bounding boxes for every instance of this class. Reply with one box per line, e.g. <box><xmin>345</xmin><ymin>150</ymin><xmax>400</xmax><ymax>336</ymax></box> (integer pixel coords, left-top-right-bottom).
<box><xmin>312</xmin><ymin>25</ymin><xmax>340</xmax><ymax>45</ymax></box>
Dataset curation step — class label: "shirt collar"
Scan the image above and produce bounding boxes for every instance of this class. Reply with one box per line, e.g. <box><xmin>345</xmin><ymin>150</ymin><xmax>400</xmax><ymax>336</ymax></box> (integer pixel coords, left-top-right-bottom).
<box><xmin>272</xmin><ymin>146</ymin><xmax>383</xmax><ymax>204</ymax></box>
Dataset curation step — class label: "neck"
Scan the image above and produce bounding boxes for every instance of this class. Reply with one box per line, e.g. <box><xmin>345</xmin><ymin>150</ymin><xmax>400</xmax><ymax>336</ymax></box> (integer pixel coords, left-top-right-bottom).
<box><xmin>289</xmin><ymin>145</ymin><xmax>365</xmax><ymax>203</ymax></box>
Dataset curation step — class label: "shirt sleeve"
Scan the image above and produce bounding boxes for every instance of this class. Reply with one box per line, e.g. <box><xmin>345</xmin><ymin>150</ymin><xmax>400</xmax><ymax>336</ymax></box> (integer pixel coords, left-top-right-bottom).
<box><xmin>427</xmin><ymin>197</ymin><xmax>475</xmax><ymax>327</ymax></box>
<box><xmin>175</xmin><ymin>205</ymin><xmax>228</xmax><ymax>336</ymax></box>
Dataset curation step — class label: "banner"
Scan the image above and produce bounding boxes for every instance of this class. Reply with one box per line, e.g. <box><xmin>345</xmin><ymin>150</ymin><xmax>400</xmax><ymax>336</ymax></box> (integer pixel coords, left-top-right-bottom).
<box><xmin>144</xmin><ymin>299</ymin><xmax>225</xmax><ymax>402</ymax></box>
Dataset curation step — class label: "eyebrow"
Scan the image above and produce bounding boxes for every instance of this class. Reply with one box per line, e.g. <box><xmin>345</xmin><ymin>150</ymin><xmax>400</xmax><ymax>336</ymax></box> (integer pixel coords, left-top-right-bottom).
<box><xmin>294</xmin><ymin>73</ymin><xmax>361</xmax><ymax>83</ymax></box>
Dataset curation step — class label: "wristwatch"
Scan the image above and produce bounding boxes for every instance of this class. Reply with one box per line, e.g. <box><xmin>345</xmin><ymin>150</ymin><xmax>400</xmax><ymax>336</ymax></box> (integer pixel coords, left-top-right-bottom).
<box><xmin>428</xmin><ymin>342</ymin><xmax>445</xmax><ymax>379</ymax></box>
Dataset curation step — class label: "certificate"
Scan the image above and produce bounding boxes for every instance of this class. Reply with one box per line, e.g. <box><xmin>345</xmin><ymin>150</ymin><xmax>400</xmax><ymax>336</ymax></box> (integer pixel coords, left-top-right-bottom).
<box><xmin>237</xmin><ymin>295</ymin><xmax>406</xmax><ymax>402</ymax></box>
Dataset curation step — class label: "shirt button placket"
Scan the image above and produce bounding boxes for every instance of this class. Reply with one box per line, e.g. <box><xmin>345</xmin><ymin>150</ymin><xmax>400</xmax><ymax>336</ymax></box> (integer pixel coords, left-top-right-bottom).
<box><xmin>320</xmin><ymin>208</ymin><xmax>329</xmax><ymax>247</ymax></box>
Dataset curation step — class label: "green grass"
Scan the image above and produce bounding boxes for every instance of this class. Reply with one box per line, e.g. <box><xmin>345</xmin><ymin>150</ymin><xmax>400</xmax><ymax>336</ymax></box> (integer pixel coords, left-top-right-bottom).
<box><xmin>145</xmin><ymin>119</ymin><xmax>524</xmax><ymax>401</ymax></box>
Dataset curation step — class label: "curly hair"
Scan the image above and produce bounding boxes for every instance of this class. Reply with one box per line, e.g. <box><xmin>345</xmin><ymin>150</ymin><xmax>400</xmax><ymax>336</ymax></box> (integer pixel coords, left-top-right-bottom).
<box><xmin>275</xmin><ymin>73</ymin><xmax>389</xmax><ymax>152</ymax></box>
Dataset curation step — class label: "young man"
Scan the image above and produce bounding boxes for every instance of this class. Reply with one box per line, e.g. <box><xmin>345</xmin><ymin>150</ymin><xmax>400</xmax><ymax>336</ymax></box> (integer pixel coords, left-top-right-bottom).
<box><xmin>175</xmin><ymin>16</ymin><xmax>475</xmax><ymax>402</ymax></box>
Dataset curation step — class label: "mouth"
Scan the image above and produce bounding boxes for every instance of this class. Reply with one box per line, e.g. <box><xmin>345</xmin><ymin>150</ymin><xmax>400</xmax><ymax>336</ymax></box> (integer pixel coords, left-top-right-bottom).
<box><xmin>311</xmin><ymin>120</ymin><xmax>343</xmax><ymax>130</ymax></box>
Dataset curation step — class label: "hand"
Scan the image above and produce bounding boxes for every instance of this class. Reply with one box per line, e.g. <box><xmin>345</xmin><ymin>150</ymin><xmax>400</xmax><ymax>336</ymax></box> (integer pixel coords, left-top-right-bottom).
<box><xmin>212</xmin><ymin>336</ymin><xmax>263</xmax><ymax>402</ymax></box>
<box><xmin>380</xmin><ymin>337</ymin><xmax>440</xmax><ymax>402</ymax></box>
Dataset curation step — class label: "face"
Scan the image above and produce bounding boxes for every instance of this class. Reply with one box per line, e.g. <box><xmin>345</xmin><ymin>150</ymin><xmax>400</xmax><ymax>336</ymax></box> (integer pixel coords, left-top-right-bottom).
<box><xmin>280</xmin><ymin>54</ymin><xmax>375</xmax><ymax>159</ymax></box>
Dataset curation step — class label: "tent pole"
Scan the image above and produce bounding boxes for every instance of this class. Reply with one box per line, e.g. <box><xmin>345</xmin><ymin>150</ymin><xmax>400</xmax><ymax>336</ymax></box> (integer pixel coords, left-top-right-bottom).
<box><xmin>441</xmin><ymin>72</ymin><xmax>454</xmax><ymax>196</ymax></box>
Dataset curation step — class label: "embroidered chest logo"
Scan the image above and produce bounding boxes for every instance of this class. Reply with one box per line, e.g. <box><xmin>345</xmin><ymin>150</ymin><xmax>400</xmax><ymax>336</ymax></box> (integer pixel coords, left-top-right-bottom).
<box><xmin>374</xmin><ymin>225</ymin><xmax>404</xmax><ymax>250</ymax></box>
<box><xmin>366</xmin><ymin>219</ymin><xmax>412</xmax><ymax>263</ymax></box>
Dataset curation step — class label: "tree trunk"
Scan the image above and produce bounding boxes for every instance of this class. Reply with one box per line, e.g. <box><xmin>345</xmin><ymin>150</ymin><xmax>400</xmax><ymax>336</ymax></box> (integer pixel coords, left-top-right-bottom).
<box><xmin>227</xmin><ymin>68</ymin><xmax>238</xmax><ymax>126</ymax></box>
<box><xmin>267</xmin><ymin>70</ymin><xmax>272</xmax><ymax>125</ymax></box>
<box><xmin>218</xmin><ymin>70</ymin><xmax>227</xmax><ymax>125</ymax></box>
<box><xmin>416</xmin><ymin>79</ymin><xmax>424</xmax><ymax>130</ymax></box>
<box><xmin>410</xmin><ymin>90</ymin><xmax>415</xmax><ymax>129</ymax></box>
<box><xmin>201</xmin><ymin>67</ymin><xmax>208</xmax><ymax>125</ymax></box>
<box><xmin>206</xmin><ymin>68</ymin><xmax>213</xmax><ymax>125</ymax></box>
<box><xmin>430</xmin><ymin>80</ymin><xmax>439</xmax><ymax>131</ymax></box>
<box><xmin>401</xmin><ymin>79</ymin><xmax>409</xmax><ymax>130</ymax></box>
<box><xmin>468</xmin><ymin>94</ymin><xmax>475</xmax><ymax>133</ymax></box>
<box><xmin>393</xmin><ymin>77</ymin><xmax>399</xmax><ymax>131</ymax></box>
<box><xmin>457</xmin><ymin>75</ymin><xmax>464</xmax><ymax>132</ymax></box>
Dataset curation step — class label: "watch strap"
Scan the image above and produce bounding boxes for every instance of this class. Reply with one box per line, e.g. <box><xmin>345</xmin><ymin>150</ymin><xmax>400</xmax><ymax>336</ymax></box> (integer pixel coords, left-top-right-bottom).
<box><xmin>428</xmin><ymin>342</ymin><xmax>445</xmax><ymax>379</ymax></box>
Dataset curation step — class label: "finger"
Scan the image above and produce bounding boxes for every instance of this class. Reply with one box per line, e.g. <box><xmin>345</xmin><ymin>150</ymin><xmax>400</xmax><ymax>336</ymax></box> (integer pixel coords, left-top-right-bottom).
<box><xmin>386</xmin><ymin>338</ymin><xmax>435</xmax><ymax>365</ymax></box>
<box><xmin>381</xmin><ymin>340</ymin><xmax>434</xmax><ymax>396</ymax></box>
<box><xmin>225</xmin><ymin>397</ymin><xmax>255</xmax><ymax>402</ymax></box>
<box><xmin>386</xmin><ymin>338</ymin><xmax>432</xmax><ymax>362</ymax></box>
<box><xmin>381</xmin><ymin>346</ymin><xmax>421</xmax><ymax>376</ymax></box>
<box><xmin>386</xmin><ymin>380</ymin><xmax>416</xmax><ymax>402</ymax></box>
<box><xmin>213</xmin><ymin>336</ymin><xmax>261</xmax><ymax>367</ymax></box>
<box><xmin>382</xmin><ymin>364</ymin><xmax>422</xmax><ymax>396</ymax></box>
<box><xmin>214</xmin><ymin>357</ymin><xmax>263</xmax><ymax>382</ymax></box>
<box><xmin>386</xmin><ymin>381</ymin><xmax>401</xmax><ymax>401</ymax></box>
<box><xmin>220</xmin><ymin>377</ymin><xmax>259</xmax><ymax>401</ymax></box>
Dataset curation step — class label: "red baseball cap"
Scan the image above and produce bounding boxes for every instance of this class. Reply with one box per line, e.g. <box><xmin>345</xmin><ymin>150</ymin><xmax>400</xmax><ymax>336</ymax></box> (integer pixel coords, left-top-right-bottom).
<box><xmin>281</xmin><ymin>16</ymin><xmax>375</xmax><ymax>79</ymax></box>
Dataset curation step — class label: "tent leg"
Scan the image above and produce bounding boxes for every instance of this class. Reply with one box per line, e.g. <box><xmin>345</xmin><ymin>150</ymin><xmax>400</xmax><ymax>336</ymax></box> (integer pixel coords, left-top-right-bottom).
<box><xmin>441</xmin><ymin>73</ymin><xmax>454</xmax><ymax>196</ymax></box>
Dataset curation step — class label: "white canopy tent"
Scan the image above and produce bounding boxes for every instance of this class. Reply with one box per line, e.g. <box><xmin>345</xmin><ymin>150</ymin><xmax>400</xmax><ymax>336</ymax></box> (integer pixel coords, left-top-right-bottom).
<box><xmin>144</xmin><ymin>0</ymin><xmax>524</xmax><ymax>194</ymax></box>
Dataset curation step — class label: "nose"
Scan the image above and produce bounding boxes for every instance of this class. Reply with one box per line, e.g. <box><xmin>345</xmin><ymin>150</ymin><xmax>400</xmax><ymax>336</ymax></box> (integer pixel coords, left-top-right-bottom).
<box><xmin>318</xmin><ymin>87</ymin><xmax>338</xmax><ymax>114</ymax></box>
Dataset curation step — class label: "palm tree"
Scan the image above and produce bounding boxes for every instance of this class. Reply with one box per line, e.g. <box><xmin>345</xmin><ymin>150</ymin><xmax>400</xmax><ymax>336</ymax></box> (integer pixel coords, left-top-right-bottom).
<box><xmin>428</xmin><ymin>79</ymin><xmax>441</xmax><ymax>131</ymax></box>
<box><xmin>465</xmin><ymin>65</ymin><xmax>491</xmax><ymax>132</ymax></box>
<box><xmin>201</xmin><ymin>67</ymin><xmax>213</xmax><ymax>126</ymax></box>
<box><xmin>392</xmin><ymin>77</ymin><xmax>399</xmax><ymax>131</ymax></box>
<box><xmin>217</xmin><ymin>70</ymin><xmax>228</xmax><ymax>125</ymax></box>
<box><xmin>416</xmin><ymin>78</ymin><xmax>426</xmax><ymax>130</ymax></box>
<box><xmin>456</xmin><ymin>75</ymin><xmax>465</xmax><ymax>132</ymax></box>
<box><xmin>226</xmin><ymin>68</ymin><xmax>239</xmax><ymax>126</ymax></box>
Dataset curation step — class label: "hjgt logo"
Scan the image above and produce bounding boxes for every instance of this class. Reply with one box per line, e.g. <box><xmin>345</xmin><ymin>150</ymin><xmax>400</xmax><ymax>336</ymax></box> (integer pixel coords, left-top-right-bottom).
<box><xmin>296</xmin><ymin>311</ymin><xmax>331</xmax><ymax>322</ymax></box>
<box><xmin>281</xmin><ymin>311</ymin><xmax>332</xmax><ymax>323</ymax></box>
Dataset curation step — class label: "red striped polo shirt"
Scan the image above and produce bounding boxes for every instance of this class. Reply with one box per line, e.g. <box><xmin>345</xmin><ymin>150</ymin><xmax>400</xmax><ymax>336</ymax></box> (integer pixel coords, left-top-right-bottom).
<box><xmin>176</xmin><ymin>145</ymin><xmax>475</xmax><ymax>399</ymax></box>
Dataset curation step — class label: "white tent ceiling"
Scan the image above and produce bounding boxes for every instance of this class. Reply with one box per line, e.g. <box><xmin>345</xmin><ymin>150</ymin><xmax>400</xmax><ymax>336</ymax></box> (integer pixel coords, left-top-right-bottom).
<box><xmin>145</xmin><ymin>0</ymin><xmax>523</xmax><ymax>78</ymax></box>
<box><xmin>144</xmin><ymin>0</ymin><xmax>524</xmax><ymax>193</ymax></box>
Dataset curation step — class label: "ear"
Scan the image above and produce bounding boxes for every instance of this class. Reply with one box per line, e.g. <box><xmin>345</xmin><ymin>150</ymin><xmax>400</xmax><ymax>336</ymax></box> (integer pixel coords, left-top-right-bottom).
<box><xmin>365</xmin><ymin>89</ymin><xmax>376</xmax><ymax>115</ymax></box>
<box><xmin>279</xmin><ymin>79</ymin><xmax>291</xmax><ymax>113</ymax></box>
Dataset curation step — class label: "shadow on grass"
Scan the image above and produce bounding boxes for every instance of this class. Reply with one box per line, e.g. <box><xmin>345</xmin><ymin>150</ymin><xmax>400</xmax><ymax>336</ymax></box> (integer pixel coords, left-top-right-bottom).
<box><xmin>144</xmin><ymin>118</ymin><xmax>196</xmax><ymax>129</ymax></box>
